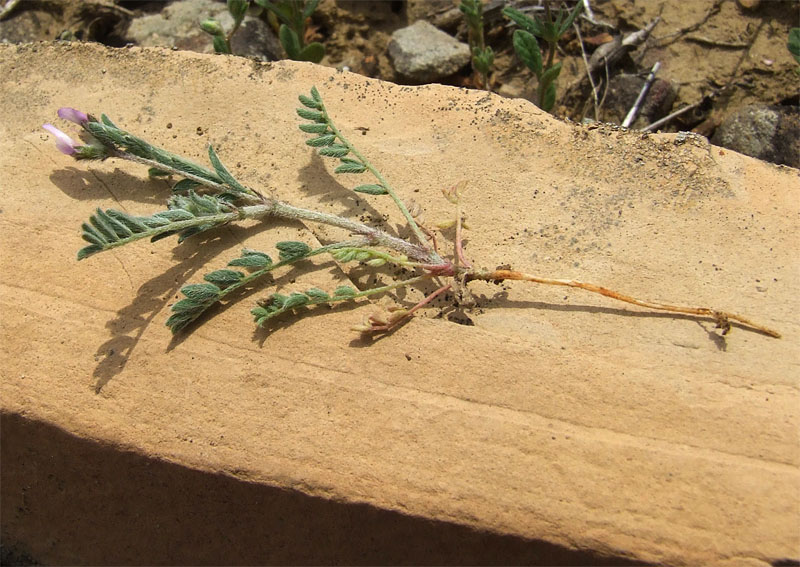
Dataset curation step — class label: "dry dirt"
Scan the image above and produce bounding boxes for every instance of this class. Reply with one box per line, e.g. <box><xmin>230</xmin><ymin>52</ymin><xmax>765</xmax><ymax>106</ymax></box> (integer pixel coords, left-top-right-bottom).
<box><xmin>1</xmin><ymin>0</ymin><xmax>797</xmax><ymax>132</ymax></box>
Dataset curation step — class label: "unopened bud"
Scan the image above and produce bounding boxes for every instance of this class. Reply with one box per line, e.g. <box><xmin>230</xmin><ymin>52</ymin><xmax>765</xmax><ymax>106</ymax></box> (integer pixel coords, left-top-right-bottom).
<box><xmin>200</xmin><ymin>19</ymin><xmax>224</xmax><ymax>36</ymax></box>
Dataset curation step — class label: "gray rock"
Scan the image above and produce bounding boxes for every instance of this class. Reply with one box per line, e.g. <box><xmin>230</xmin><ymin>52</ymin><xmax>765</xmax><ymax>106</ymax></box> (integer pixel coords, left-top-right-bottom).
<box><xmin>602</xmin><ymin>73</ymin><xmax>676</xmax><ymax>128</ymax></box>
<box><xmin>125</xmin><ymin>0</ymin><xmax>282</xmax><ymax>61</ymax></box>
<box><xmin>712</xmin><ymin>105</ymin><xmax>800</xmax><ymax>168</ymax></box>
<box><xmin>388</xmin><ymin>20</ymin><xmax>470</xmax><ymax>83</ymax></box>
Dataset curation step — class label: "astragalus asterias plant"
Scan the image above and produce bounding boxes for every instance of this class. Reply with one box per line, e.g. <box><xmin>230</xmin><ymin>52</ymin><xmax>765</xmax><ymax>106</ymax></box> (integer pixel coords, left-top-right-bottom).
<box><xmin>43</xmin><ymin>89</ymin><xmax>781</xmax><ymax>340</ymax></box>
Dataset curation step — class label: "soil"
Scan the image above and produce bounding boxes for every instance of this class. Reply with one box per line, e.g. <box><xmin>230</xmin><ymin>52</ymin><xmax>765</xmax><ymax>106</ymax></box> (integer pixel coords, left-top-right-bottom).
<box><xmin>1</xmin><ymin>0</ymin><xmax>797</xmax><ymax>135</ymax></box>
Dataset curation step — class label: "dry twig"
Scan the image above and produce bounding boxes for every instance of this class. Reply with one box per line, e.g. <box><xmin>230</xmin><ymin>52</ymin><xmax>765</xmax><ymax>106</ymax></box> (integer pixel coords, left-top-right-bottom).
<box><xmin>468</xmin><ymin>270</ymin><xmax>781</xmax><ymax>338</ymax></box>
<box><xmin>622</xmin><ymin>61</ymin><xmax>661</xmax><ymax>128</ymax></box>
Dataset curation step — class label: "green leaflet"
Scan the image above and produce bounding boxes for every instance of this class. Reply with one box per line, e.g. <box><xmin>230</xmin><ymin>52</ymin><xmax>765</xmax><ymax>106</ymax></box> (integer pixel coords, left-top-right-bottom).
<box><xmin>172</xmin><ymin>179</ymin><xmax>202</xmax><ymax>193</ymax></box>
<box><xmin>296</xmin><ymin>108</ymin><xmax>324</xmax><ymax>122</ymax></box>
<box><xmin>318</xmin><ymin>144</ymin><xmax>349</xmax><ymax>158</ymax></box>
<box><xmin>306</xmin><ymin>134</ymin><xmax>336</xmax><ymax>147</ymax></box>
<box><xmin>335</xmin><ymin>162</ymin><xmax>367</xmax><ymax>174</ymax></box>
<box><xmin>335</xmin><ymin>157</ymin><xmax>367</xmax><ymax>175</ymax></box>
<box><xmin>204</xmin><ymin>269</ymin><xmax>245</xmax><ymax>287</ymax></box>
<box><xmin>276</xmin><ymin>241</ymin><xmax>311</xmax><ymax>261</ymax></box>
<box><xmin>228</xmin><ymin>250</ymin><xmax>273</xmax><ymax>269</ymax></box>
<box><xmin>77</xmin><ymin>244</ymin><xmax>103</xmax><ymax>261</ymax></box>
<box><xmin>148</xmin><ymin>167</ymin><xmax>171</xmax><ymax>178</ymax></box>
<box><xmin>332</xmin><ymin>285</ymin><xmax>356</xmax><ymax>298</ymax></box>
<box><xmin>227</xmin><ymin>0</ymin><xmax>248</xmax><ymax>20</ymax></box>
<box><xmin>513</xmin><ymin>30</ymin><xmax>542</xmax><ymax>76</ymax></box>
<box><xmin>251</xmin><ymin>283</ymin><xmax>357</xmax><ymax>327</ymax></box>
<box><xmin>181</xmin><ymin>283</ymin><xmax>221</xmax><ymax>302</ymax></box>
<box><xmin>502</xmin><ymin>6</ymin><xmax>543</xmax><ymax>37</ymax></box>
<box><xmin>539</xmin><ymin>62</ymin><xmax>562</xmax><ymax>86</ymax></box>
<box><xmin>153</xmin><ymin>209</ymin><xmax>194</xmax><ymax>221</ymax></box>
<box><xmin>304</xmin><ymin>287</ymin><xmax>329</xmax><ymax>300</ymax></box>
<box><xmin>296</xmin><ymin>42</ymin><xmax>324</xmax><ymax>63</ymax></box>
<box><xmin>540</xmin><ymin>81</ymin><xmax>557</xmax><ymax>113</ymax></box>
<box><xmin>298</xmin><ymin>123</ymin><xmax>329</xmax><ymax>134</ymax></box>
<box><xmin>280</xmin><ymin>24</ymin><xmax>301</xmax><ymax>59</ymax></box>
<box><xmin>298</xmin><ymin>94</ymin><xmax>321</xmax><ymax>110</ymax></box>
<box><xmin>166</xmin><ymin>282</ymin><xmax>224</xmax><ymax>333</ymax></box>
<box><xmin>208</xmin><ymin>145</ymin><xmax>248</xmax><ymax>193</ymax></box>
<box><xmin>352</xmin><ymin>184</ymin><xmax>387</xmax><ymax>195</ymax></box>
<box><xmin>283</xmin><ymin>292</ymin><xmax>310</xmax><ymax>309</ymax></box>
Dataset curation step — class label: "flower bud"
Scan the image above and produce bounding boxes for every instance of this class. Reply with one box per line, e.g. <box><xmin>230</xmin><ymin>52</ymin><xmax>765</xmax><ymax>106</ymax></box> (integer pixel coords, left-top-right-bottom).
<box><xmin>57</xmin><ymin>107</ymin><xmax>89</xmax><ymax>125</ymax></box>
<box><xmin>43</xmin><ymin>123</ymin><xmax>78</xmax><ymax>155</ymax></box>
<box><xmin>200</xmin><ymin>19</ymin><xmax>224</xmax><ymax>36</ymax></box>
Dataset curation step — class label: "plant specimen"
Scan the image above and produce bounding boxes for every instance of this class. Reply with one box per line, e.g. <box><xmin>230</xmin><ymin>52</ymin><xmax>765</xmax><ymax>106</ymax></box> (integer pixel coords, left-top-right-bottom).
<box><xmin>255</xmin><ymin>0</ymin><xmax>324</xmax><ymax>63</ymax></box>
<box><xmin>503</xmin><ymin>0</ymin><xmax>583</xmax><ymax>112</ymax></box>
<box><xmin>459</xmin><ymin>0</ymin><xmax>495</xmax><ymax>91</ymax></box>
<box><xmin>42</xmin><ymin>91</ymin><xmax>781</xmax><ymax>340</ymax></box>
<box><xmin>201</xmin><ymin>0</ymin><xmax>250</xmax><ymax>55</ymax></box>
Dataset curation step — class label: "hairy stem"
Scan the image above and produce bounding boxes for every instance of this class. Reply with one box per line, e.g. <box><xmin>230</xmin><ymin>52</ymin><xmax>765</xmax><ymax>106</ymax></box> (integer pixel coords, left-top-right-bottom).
<box><xmin>111</xmin><ymin>149</ymin><xmax>263</xmax><ymax>203</ymax></box>
<box><xmin>316</xmin><ymin>97</ymin><xmax>437</xmax><ymax>257</ymax></box>
<box><xmin>218</xmin><ymin>239</ymin><xmax>369</xmax><ymax>300</ymax></box>
<box><xmin>468</xmin><ymin>269</ymin><xmax>781</xmax><ymax>338</ymax></box>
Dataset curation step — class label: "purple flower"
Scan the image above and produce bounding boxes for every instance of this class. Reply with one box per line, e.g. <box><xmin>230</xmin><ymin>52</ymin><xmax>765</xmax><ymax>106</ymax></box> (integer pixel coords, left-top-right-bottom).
<box><xmin>57</xmin><ymin>107</ymin><xmax>89</xmax><ymax>125</ymax></box>
<box><xmin>43</xmin><ymin>123</ymin><xmax>79</xmax><ymax>155</ymax></box>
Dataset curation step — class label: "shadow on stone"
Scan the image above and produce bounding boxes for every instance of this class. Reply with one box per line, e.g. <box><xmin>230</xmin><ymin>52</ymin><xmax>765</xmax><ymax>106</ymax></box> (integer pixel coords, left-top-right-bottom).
<box><xmin>1</xmin><ymin>412</ymin><xmax>647</xmax><ymax>566</ymax></box>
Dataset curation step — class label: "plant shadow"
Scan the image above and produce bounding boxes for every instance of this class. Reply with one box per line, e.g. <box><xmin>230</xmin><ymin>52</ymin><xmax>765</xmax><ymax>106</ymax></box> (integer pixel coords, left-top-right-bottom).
<box><xmin>296</xmin><ymin>152</ymin><xmax>396</xmax><ymax>237</ymax></box>
<box><xmin>91</xmin><ymin>221</ymin><xmax>294</xmax><ymax>393</ymax></box>
<box><xmin>49</xmin><ymin>166</ymin><xmax>172</xmax><ymax>205</ymax></box>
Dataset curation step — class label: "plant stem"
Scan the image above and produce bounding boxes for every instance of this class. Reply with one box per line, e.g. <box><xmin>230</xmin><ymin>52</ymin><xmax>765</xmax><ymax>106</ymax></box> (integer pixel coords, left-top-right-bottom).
<box><xmin>103</xmin><ymin>149</ymin><xmax>445</xmax><ymax>266</ymax></box>
<box><xmin>467</xmin><ymin>269</ymin><xmax>781</xmax><ymax>338</ymax></box>
<box><xmin>367</xmin><ymin>282</ymin><xmax>452</xmax><ymax>333</ymax></box>
<box><xmin>112</xmin><ymin>149</ymin><xmax>263</xmax><ymax>203</ymax></box>
<box><xmin>317</xmin><ymin>98</ymin><xmax>437</xmax><ymax>257</ymax></box>
<box><xmin>218</xmin><ymin>238</ymin><xmax>368</xmax><ymax>300</ymax></box>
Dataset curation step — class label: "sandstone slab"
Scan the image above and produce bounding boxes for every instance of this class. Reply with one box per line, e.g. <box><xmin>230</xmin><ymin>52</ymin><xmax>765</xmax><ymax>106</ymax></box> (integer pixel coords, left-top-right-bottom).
<box><xmin>1</xmin><ymin>43</ymin><xmax>798</xmax><ymax>566</ymax></box>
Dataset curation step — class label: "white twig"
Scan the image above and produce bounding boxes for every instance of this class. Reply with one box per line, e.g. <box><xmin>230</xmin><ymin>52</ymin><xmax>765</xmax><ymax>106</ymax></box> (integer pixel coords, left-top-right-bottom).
<box><xmin>0</xmin><ymin>0</ymin><xmax>21</xmax><ymax>20</ymax></box>
<box><xmin>622</xmin><ymin>61</ymin><xmax>661</xmax><ymax>128</ymax></box>
<box><xmin>642</xmin><ymin>100</ymin><xmax>700</xmax><ymax>132</ymax></box>
<box><xmin>581</xmin><ymin>0</ymin><xmax>597</xmax><ymax>24</ymax></box>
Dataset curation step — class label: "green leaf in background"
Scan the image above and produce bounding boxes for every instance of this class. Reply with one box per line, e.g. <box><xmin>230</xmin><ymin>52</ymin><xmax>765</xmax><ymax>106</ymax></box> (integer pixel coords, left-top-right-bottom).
<box><xmin>297</xmin><ymin>42</ymin><xmax>325</xmax><ymax>63</ymax></box>
<box><xmin>279</xmin><ymin>24</ymin><xmax>301</xmax><ymax>59</ymax></box>
<box><xmin>789</xmin><ymin>28</ymin><xmax>800</xmax><ymax>64</ymax></box>
<box><xmin>513</xmin><ymin>30</ymin><xmax>542</xmax><ymax>76</ymax></box>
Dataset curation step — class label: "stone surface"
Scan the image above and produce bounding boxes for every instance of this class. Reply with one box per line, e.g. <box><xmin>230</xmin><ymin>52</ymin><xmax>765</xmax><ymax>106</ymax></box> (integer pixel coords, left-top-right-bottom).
<box><xmin>388</xmin><ymin>20</ymin><xmax>470</xmax><ymax>82</ymax></box>
<box><xmin>1</xmin><ymin>42</ymin><xmax>799</xmax><ymax>566</ymax></box>
<box><xmin>712</xmin><ymin>104</ymin><xmax>800</xmax><ymax>169</ymax></box>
